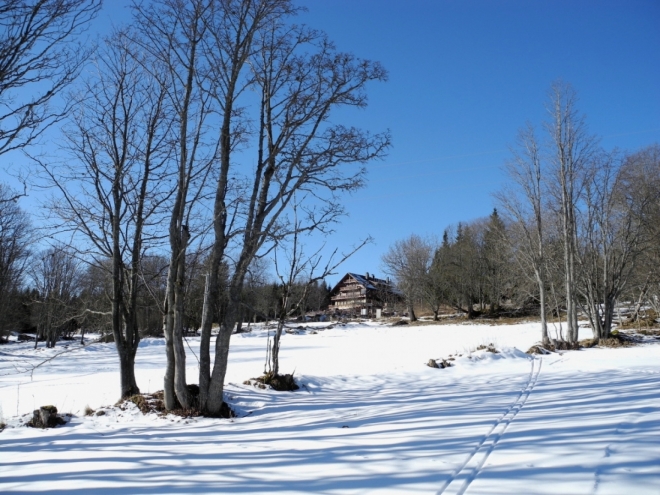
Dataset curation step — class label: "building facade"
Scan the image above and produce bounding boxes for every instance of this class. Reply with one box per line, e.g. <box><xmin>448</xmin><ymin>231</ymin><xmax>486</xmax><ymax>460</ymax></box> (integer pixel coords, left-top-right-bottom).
<box><xmin>328</xmin><ymin>273</ymin><xmax>403</xmax><ymax>316</ymax></box>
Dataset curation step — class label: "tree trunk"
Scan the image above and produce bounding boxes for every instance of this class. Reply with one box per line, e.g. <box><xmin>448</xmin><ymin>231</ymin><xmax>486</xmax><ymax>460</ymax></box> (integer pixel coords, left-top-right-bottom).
<box><xmin>206</xmin><ymin>324</ymin><xmax>233</xmax><ymax>415</ymax></box>
<box><xmin>599</xmin><ymin>296</ymin><xmax>615</xmax><ymax>341</ymax></box>
<box><xmin>568</xmin><ymin>238</ymin><xmax>579</xmax><ymax>343</ymax></box>
<box><xmin>539</xmin><ymin>278</ymin><xmax>549</xmax><ymax>345</ymax></box>
<box><xmin>172</xmin><ymin>239</ymin><xmax>190</xmax><ymax>409</ymax></box>
<box><xmin>534</xmin><ymin>268</ymin><xmax>549</xmax><ymax>344</ymax></box>
<box><xmin>117</xmin><ymin>343</ymin><xmax>140</xmax><ymax>399</ymax></box>
<box><xmin>199</xmin><ymin>272</ymin><xmax>213</xmax><ymax>411</ymax></box>
<box><xmin>562</xmin><ymin>218</ymin><xmax>579</xmax><ymax>343</ymax></box>
<box><xmin>586</xmin><ymin>298</ymin><xmax>601</xmax><ymax>341</ymax></box>
<box><xmin>271</xmin><ymin>321</ymin><xmax>283</xmax><ymax>376</ymax></box>
<box><xmin>408</xmin><ymin>303</ymin><xmax>417</xmax><ymax>322</ymax></box>
<box><xmin>163</xmin><ymin>331</ymin><xmax>176</xmax><ymax>409</ymax></box>
<box><xmin>206</xmin><ymin>285</ymin><xmax>242</xmax><ymax>416</ymax></box>
<box><xmin>163</xmin><ymin>284</ymin><xmax>177</xmax><ymax>410</ymax></box>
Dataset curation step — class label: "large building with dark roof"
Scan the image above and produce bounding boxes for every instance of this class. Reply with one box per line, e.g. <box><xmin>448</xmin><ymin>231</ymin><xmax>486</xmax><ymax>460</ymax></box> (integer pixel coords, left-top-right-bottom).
<box><xmin>328</xmin><ymin>272</ymin><xmax>403</xmax><ymax>317</ymax></box>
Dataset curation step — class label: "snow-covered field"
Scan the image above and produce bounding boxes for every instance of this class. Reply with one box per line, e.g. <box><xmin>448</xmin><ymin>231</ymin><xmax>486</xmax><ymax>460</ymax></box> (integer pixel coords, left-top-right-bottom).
<box><xmin>1</xmin><ymin>321</ymin><xmax>659</xmax><ymax>494</ymax></box>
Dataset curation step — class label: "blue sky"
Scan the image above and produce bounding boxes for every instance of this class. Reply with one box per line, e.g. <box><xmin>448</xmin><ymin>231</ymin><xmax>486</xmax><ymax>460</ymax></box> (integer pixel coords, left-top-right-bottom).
<box><xmin>292</xmin><ymin>0</ymin><xmax>660</xmax><ymax>284</ymax></box>
<box><xmin>4</xmin><ymin>0</ymin><xmax>659</xmax><ymax>286</ymax></box>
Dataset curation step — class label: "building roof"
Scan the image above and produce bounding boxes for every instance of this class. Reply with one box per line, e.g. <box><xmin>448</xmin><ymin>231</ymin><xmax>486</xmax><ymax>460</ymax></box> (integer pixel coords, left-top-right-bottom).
<box><xmin>348</xmin><ymin>272</ymin><xmax>380</xmax><ymax>290</ymax></box>
<box><xmin>330</xmin><ymin>272</ymin><xmax>404</xmax><ymax>297</ymax></box>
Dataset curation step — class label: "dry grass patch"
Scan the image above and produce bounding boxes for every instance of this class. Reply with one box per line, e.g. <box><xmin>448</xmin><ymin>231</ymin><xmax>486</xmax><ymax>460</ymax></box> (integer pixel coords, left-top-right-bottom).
<box><xmin>528</xmin><ymin>330</ymin><xmax>648</xmax><ymax>354</ymax></box>
<box><xmin>616</xmin><ymin>309</ymin><xmax>659</xmax><ymax>330</ymax></box>
<box><xmin>475</xmin><ymin>343</ymin><xmax>499</xmax><ymax>353</ymax></box>
<box><xmin>635</xmin><ymin>328</ymin><xmax>660</xmax><ymax>337</ymax></box>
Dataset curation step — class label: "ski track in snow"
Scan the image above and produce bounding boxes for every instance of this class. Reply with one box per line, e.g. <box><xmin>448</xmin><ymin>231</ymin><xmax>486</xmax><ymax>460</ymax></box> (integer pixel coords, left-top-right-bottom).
<box><xmin>437</xmin><ymin>357</ymin><xmax>542</xmax><ymax>495</ymax></box>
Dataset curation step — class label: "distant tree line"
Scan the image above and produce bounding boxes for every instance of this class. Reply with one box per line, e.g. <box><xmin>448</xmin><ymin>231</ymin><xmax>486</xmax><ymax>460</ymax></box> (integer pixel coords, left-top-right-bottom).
<box><xmin>0</xmin><ymin>226</ymin><xmax>331</xmax><ymax>344</ymax></box>
<box><xmin>382</xmin><ymin>83</ymin><xmax>660</xmax><ymax>345</ymax></box>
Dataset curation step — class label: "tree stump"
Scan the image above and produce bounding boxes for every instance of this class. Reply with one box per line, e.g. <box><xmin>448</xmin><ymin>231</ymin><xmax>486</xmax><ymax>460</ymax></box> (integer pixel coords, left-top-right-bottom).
<box><xmin>29</xmin><ymin>405</ymin><xmax>65</xmax><ymax>428</ymax></box>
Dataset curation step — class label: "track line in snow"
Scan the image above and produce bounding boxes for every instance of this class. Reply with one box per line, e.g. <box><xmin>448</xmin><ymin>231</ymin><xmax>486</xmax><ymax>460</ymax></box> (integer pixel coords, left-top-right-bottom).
<box><xmin>437</xmin><ymin>357</ymin><xmax>542</xmax><ymax>495</ymax></box>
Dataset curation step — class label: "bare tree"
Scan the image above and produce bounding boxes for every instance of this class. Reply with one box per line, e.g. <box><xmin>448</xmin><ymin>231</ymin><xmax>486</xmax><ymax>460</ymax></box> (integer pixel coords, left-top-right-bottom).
<box><xmin>574</xmin><ymin>152</ymin><xmax>639</xmax><ymax>339</ymax></box>
<box><xmin>197</xmin><ymin>3</ymin><xmax>389</xmax><ymax>415</ymax></box>
<box><xmin>496</xmin><ymin>124</ymin><xmax>550</xmax><ymax>343</ymax></box>
<box><xmin>121</xmin><ymin>0</ymin><xmax>387</xmax><ymax>414</ymax></box>
<box><xmin>499</xmin><ymin>82</ymin><xmax>652</xmax><ymax>343</ymax></box>
<box><xmin>381</xmin><ymin>234</ymin><xmax>435</xmax><ymax>321</ymax></box>
<box><xmin>579</xmin><ymin>145</ymin><xmax>660</xmax><ymax>337</ymax></box>
<box><xmin>33</xmin><ymin>31</ymin><xmax>174</xmax><ymax>399</ymax></box>
<box><xmin>620</xmin><ymin>145</ymin><xmax>660</xmax><ymax>320</ymax></box>
<box><xmin>545</xmin><ymin>81</ymin><xmax>599</xmax><ymax>343</ymax></box>
<box><xmin>0</xmin><ymin>184</ymin><xmax>32</xmax><ymax>341</ymax></box>
<box><xmin>129</xmin><ymin>0</ymin><xmax>220</xmax><ymax>410</ymax></box>
<box><xmin>268</xmin><ymin>203</ymin><xmax>368</xmax><ymax>377</ymax></box>
<box><xmin>0</xmin><ymin>0</ymin><xmax>100</xmax><ymax>157</ymax></box>
<box><xmin>77</xmin><ymin>262</ymin><xmax>112</xmax><ymax>343</ymax></box>
<box><xmin>195</xmin><ymin>0</ymin><xmax>299</xmax><ymax>413</ymax></box>
<box><xmin>29</xmin><ymin>245</ymin><xmax>82</xmax><ymax>348</ymax></box>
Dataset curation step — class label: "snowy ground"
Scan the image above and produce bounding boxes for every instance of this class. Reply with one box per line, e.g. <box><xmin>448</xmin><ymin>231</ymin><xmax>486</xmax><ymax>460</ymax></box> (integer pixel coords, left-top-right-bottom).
<box><xmin>1</xmin><ymin>321</ymin><xmax>659</xmax><ymax>494</ymax></box>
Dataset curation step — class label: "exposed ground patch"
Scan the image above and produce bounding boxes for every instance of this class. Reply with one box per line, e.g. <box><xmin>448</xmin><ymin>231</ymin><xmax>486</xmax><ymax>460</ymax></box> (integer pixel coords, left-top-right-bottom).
<box><xmin>243</xmin><ymin>372</ymin><xmax>299</xmax><ymax>391</ymax></box>
<box><xmin>113</xmin><ymin>386</ymin><xmax>235</xmax><ymax>419</ymax></box>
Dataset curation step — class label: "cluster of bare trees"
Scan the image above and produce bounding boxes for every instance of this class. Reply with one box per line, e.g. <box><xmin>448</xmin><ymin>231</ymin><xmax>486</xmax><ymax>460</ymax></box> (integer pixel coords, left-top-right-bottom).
<box><xmin>2</xmin><ymin>0</ymin><xmax>387</xmax><ymax>413</ymax></box>
<box><xmin>381</xmin><ymin>210</ymin><xmax>509</xmax><ymax>323</ymax></box>
<box><xmin>383</xmin><ymin>83</ymin><xmax>660</xmax><ymax>346</ymax></box>
<box><xmin>95</xmin><ymin>0</ymin><xmax>388</xmax><ymax>414</ymax></box>
<box><xmin>499</xmin><ymin>82</ymin><xmax>659</xmax><ymax>344</ymax></box>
